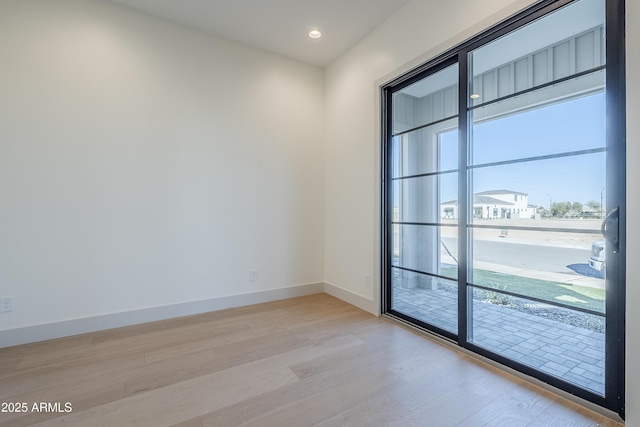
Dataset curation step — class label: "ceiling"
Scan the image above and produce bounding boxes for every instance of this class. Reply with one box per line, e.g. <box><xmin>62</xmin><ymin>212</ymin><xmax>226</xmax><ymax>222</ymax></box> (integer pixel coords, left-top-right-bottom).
<box><xmin>105</xmin><ymin>0</ymin><xmax>412</xmax><ymax>67</ymax></box>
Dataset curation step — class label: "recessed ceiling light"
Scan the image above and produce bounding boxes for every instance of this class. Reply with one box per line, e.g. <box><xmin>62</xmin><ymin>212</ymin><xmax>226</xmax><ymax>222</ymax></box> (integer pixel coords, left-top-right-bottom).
<box><xmin>470</xmin><ymin>93</ymin><xmax>480</xmax><ymax>99</ymax></box>
<box><xmin>308</xmin><ymin>30</ymin><xmax>322</xmax><ymax>39</ymax></box>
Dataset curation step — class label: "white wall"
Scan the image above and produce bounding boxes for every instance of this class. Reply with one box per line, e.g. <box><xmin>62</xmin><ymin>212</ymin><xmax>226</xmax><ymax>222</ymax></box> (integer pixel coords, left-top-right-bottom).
<box><xmin>1</xmin><ymin>0</ymin><xmax>637</xmax><ymax>419</ymax></box>
<box><xmin>324</xmin><ymin>0</ymin><xmax>537</xmax><ymax>312</ymax></box>
<box><xmin>0</xmin><ymin>0</ymin><xmax>324</xmax><ymax>336</ymax></box>
<box><xmin>625</xmin><ymin>0</ymin><xmax>639</xmax><ymax>423</ymax></box>
<box><xmin>323</xmin><ymin>0</ymin><xmax>638</xmax><ymax>421</ymax></box>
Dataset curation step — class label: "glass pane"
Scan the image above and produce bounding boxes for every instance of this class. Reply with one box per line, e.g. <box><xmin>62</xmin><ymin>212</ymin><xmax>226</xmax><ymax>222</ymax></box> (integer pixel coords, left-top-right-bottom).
<box><xmin>471</xmin><ymin>86</ymin><xmax>605</xmax><ymax>165</ymax></box>
<box><xmin>470</xmin><ymin>288</ymin><xmax>604</xmax><ymax>395</ymax></box>
<box><xmin>392</xmin><ymin>272</ymin><xmax>458</xmax><ymax>333</ymax></box>
<box><xmin>392</xmin><ymin>224</ymin><xmax>457</xmax><ymax>279</ymax></box>
<box><xmin>469</xmin><ymin>0</ymin><xmax>604</xmax><ymax>107</ymax></box>
<box><xmin>392</xmin><ymin>64</ymin><xmax>458</xmax><ymax>134</ymax></box>
<box><xmin>470</xmin><ymin>152</ymin><xmax>606</xmax><ymax>225</ymax></box>
<box><xmin>393</xmin><ymin>173</ymin><xmax>457</xmax><ymax>223</ymax></box>
<box><xmin>391</xmin><ymin>119</ymin><xmax>458</xmax><ymax>178</ymax></box>
<box><xmin>463</xmin><ymin>0</ymin><xmax>610</xmax><ymax>402</ymax></box>
<box><xmin>470</xmin><ymin>229</ymin><xmax>605</xmax><ymax>313</ymax></box>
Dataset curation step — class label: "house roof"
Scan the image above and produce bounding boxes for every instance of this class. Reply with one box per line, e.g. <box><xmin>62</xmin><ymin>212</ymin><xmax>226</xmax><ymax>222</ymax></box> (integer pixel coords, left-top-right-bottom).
<box><xmin>442</xmin><ymin>190</ymin><xmax>530</xmax><ymax>205</ymax></box>
<box><xmin>441</xmin><ymin>195</ymin><xmax>515</xmax><ymax>206</ymax></box>
<box><xmin>475</xmin><ymin>189</ymin><xmax>528</xmax><ymax>196</ymax></box>
<box><xmin>474</xmin><ymin>195</ymin><xmax>514</xmax><ymax>206</ymax></box>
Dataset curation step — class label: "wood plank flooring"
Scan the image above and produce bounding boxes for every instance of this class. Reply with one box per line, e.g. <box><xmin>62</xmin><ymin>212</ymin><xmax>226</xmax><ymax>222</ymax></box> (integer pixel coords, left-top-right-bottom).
<box><xmin>0</xmin><ymin>293</ymin><xmax>623</xmax><ymax>426</ymax></box>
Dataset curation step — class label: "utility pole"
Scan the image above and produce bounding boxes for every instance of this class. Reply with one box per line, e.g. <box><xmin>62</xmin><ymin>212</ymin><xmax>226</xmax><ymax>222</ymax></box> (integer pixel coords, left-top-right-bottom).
<box><xmin>546</xmin><ymin>193</ymin><xmax>552</xmax><ymax>216</ymax></box>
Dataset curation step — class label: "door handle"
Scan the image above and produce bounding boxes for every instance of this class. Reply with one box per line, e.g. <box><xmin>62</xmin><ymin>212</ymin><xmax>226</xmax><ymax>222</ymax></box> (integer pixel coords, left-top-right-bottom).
<box><xmin>601</xmin><ymin>207</ymin><xmax>619</xmax><ymax>254</ymax></box>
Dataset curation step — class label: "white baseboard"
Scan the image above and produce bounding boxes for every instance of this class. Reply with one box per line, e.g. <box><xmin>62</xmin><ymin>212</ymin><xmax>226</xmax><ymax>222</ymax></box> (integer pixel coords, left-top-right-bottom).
<box><xmin>323</xmin><ymin>282</ymin><xmax>378</xmax><ymax>315</ymax></box>
<box><xmin>0</xmin><ymin>283</ymin><xmax>324</xmax><ymax>348</ymax></box>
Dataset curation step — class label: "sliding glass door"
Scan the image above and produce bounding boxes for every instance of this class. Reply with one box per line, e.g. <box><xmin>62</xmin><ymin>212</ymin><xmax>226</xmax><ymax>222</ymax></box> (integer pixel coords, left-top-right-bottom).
<box><xmin>382</xmin><ymin>0</ymin><xmax>625</xmax><ymax>415</ymax></box>
<box><xmin>389</xmin><ymin>62</ymin><xmax>460</xmax><ymax>337</ymax></box>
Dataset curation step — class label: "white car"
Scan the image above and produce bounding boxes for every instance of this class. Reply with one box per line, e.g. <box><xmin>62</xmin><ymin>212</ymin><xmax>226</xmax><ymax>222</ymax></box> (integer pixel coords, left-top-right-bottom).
<box><xmin>589</xmin><ymin>239</ymin><xmax>606</xmax><ymax>271</ymax></box>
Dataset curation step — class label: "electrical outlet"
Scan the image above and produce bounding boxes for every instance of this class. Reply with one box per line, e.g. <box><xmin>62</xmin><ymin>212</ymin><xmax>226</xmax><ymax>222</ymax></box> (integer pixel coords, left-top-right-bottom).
<box><xmin>249</xmin><ymin>270</ymin><xmax>258</xmax><ymax>282</ymax></box>
<box><xmin>0</xmin><ymin>297</ymin><xmax>13</xmax><ymax>312</ymax></box>
<box><xmin>364</xmin><ymin>275</ymin><xmax>371</xmax><ymax>289</ymax></box>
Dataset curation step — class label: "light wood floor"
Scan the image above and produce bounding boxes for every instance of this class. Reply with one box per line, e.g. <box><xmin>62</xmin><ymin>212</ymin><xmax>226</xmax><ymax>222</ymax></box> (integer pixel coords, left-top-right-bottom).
<box><xmin>0</xmin><ymin>293</ymin><xmax>623</xmax><ymax>426</ymax></box>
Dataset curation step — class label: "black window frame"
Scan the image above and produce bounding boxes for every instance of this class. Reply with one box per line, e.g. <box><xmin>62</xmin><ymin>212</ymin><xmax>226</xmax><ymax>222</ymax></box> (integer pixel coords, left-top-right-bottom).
<box><xmin>381</xmin><ymin>0</ymin><xmax>625</xmax><ymax>417</ymax></box>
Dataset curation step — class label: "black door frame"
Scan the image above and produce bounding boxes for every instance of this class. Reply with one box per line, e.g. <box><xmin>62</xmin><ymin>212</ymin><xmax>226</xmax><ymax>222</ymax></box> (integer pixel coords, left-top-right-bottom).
<box><xmin>381</xmin><ymin>0</ymin><xmax>625</xmax><ymax>416</ymax></box>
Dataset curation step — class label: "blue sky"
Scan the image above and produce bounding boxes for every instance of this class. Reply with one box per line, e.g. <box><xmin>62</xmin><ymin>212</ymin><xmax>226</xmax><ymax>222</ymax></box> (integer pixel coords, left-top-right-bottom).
<box><xmin>438</xmin><ymin>92</ymin><xmax>606</xmax><ymax>208</ymax></box>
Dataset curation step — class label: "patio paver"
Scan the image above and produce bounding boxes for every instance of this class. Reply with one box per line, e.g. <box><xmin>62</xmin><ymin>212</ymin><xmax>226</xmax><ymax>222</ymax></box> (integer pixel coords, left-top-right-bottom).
<box><xmin>392</xmin><ymin>283</ymin><xmax>605</xmax><ymax>395</ymax></box>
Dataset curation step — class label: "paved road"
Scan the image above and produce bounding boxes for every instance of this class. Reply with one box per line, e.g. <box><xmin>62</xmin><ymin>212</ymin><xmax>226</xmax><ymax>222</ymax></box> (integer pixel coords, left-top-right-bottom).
<box><xmin>442</xmin><ymin>237</ymin><xmax>591</xmax><ymax>275</ymax></box>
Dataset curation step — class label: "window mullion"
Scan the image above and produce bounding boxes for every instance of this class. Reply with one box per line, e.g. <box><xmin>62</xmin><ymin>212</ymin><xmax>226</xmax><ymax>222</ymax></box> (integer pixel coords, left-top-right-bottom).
<box><xmin>457</xmin><ymin>50</ymin><xmax>470</xmax><ymax>347</ymax></box>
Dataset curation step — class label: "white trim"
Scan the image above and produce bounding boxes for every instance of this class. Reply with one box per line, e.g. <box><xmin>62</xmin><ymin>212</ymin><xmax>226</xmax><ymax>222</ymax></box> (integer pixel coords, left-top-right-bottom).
<box><xmin>323</xmin><ymin>282</ymin><xmax>378</xmax><ymax>315</ymax></box>
<box><xmin>0</xmin><ymin>283</ymin><xmax>324</xmax><ymax>348</ymax></box>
